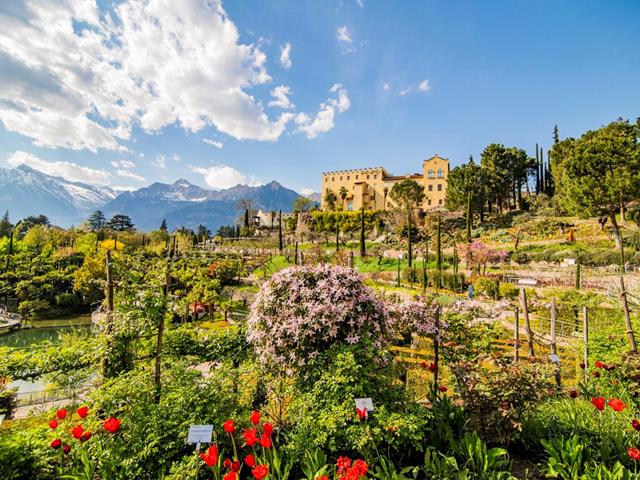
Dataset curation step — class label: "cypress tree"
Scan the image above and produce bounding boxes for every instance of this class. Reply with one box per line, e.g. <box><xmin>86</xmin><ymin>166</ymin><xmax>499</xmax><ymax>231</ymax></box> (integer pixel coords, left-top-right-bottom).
<box><xmin>278</xmin><ymin>210</ymin><xmax>283</xmax><ymax>253</ymax></box>
<box><xmin>465</xmin><ymin>190</ymin><xmax>472</xmax><ymax>243</ymax></box>
<box><xmin>359</xmin><ymin>208</ymin><xmax>366</xmax><ymax>258</ymax></box>
<box><xmin>553</xmin><ymin>125</ymin><xmax>560</xmax><ymax>145</ymax></box>
<box><xmin>535</xmin><ymin>144</ymin><xmax>540</xmax><ymax>193</ymax></box>
<box><xmin>540</xmin><ymin>148</ymin><xmax>546</xmax><ymax>194</ymax></box>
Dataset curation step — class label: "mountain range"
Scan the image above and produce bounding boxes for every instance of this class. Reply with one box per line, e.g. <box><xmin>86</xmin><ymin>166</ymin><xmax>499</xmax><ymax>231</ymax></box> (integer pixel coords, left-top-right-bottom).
<box><xmin>0</xmin><ymin>165</ymin><xmax>312</xmax><ymax>231</ymax></box>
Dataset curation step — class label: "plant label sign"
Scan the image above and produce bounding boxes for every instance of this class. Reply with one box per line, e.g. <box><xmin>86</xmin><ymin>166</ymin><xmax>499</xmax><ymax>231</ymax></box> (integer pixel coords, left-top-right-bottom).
<box><xmin>355</xmin><ymin>397</ymin><xmax>374</xmax><ymax>413</ymax></box>
<box><xmin>549</xmin><ymin>354</ymin><xmax>561</xmax><ymax>364</ymax></box>
<box><xmin>187</xmin><ymin>425</ymin><xmax>214</xmax><ymax>444</ymax></box>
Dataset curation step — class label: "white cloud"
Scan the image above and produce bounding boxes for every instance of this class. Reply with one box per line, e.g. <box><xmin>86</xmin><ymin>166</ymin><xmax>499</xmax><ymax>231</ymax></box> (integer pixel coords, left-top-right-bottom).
<box><xmin>383</xmin><ymin>83</ymin><xmax>390</xmax><ymax>91</ymax></box>
<box><xmin>296</xmin><ymin>84</ymin><xmax>350</xmax><ymax>139</ymax></box>
<box><xmin>268</xmin><ymin>86</ymin><xmax>294</xmax><ymax>109</ymax></box>
<box><xmin>153</xmin><ymin>154</ymin><xmax>167</xmax><ymax>169</ymax></box>
<box><xmin>418</xmin><ymin>79</ymin><xmax>431</xmax><ymax>91</ymax></box>
<box><xmin>337</xmin><ymin>26</ymin><xmax>353</xmax><ymax>43</ymax></box>
<box><xmin>190</xmin><ymin>164</ymin><xmax>261</xmax><ymax>190</ymax></box>
<box><xmin>300</xmin><ymin>188</ymin><xmax>315</xmax><ymax>196</ymax></box>
<box><xmin>356</xmin><ymin>0</ymin><xmax>365</xmax><ymax>7</ymax></box>
<box><xmin>399</xmin><ymin>87</ymin><xmax>412</xmax><ymax>96</ymax></box>
<box><xmin>172</xmin><ymin>154</ymin><xmax>181</xmax><ymax>162</ymax></box>
<box><xmin>7</xmin><ymin>150</ymin><xmax>111</xmax><ymax>185</ymax></box>
<box><xmin>116</xmin><ymin>169</ymin><xmax>146</xmax><ymax>182</ymax></box>
<box><xmin>279</xmin><ymin>43</ymin><xmax>292</xmax><ymax>69</ymax></box>
<box><xmin>203</xmin><ymin>138</ymin><xmax>224</xmax><ymax>149</ymax></box>
<box><xmin>110</xmin><ymin>159</ymin><xmax>136</xmax><ymax>170</ymax></box>
<box><xmin>0</xmin><ymin>0</ymin><xmax>298</xmax><ymax>151</ymax></box>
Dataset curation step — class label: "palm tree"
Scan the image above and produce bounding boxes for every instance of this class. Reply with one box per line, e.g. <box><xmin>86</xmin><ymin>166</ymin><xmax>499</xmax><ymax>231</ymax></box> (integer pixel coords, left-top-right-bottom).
<box><xmin>324</xmin><ymin>188</ymin><xmax>338</xmax><ymax>210</ymax></box>
<box><xmin>339</xmin><ymin>186</ymin><xmax>349</xmax><ymax>210</ymax></box>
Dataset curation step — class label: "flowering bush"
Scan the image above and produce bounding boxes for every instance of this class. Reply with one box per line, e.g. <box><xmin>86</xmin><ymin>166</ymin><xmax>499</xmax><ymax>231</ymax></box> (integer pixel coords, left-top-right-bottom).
<box><xmin>460</xmin><ymin>241</ymin><xmax>509</xmax><ymax>275</ymax></box>
<box><xmin>388</xmin><ymin>298</ymin><xmax>439</xmax><ymax>339</ymax></box>
<box><xmin>248</xmin><ymin>265</ymin><xmax>391</xmax><ymax>371</ymax></box>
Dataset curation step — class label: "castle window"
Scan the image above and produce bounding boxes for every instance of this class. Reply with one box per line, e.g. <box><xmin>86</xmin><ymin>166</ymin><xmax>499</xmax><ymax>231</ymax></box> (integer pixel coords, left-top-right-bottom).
<box><xmin>355</xmin><ymin>175</ymin><xmax>359</xmax><ymax>179</ymax></box>
<box><xmin>439</xmin><ymin>199</ymin><xmax>443</xmax><ymax>205</ymax></box>
<box><xmin>340</xmin><ymin>176</ymin><xmax>343</xmax><ymax>181</ymax></box>
<box><xmin>347</xmin><ymin>176</ymin><xmax>350</xmax><ymax>180</ymax></box>
<box><xmin>367</xmin><ymin>175</ymin><xmax>370</xmax><ymax>180</ymax></box>
<box><xmin>374</xmin><ymin>174</ymin><xmax>377</xmax><ymax>179</ymax></box>
<box><xmin>332</xmin><ymin>177</ymin><xmax>335</xmax><ymax>182</ymax></box>
<box><xmin>428</xmin><ymin>199</ymin><xmax>432</xmax><ymax>205</ymax></box>
<box><xmin>437</xmin><ymin>169</ymin><xmax>443</xmax><ymax>178</ymax></box>
<box><xmin>438</xmin><ymin>184</ymin><xmax>442</xmax><ymax>191</ymax></box>
<box><xmin>428</xmin><ymin>170</ymin><xmax>435</xmax><ymax>179</ymax></box>
<box><xmin>428</xmin><ymin>185</ymin><xmax>433</xmax><ymax>191</ymax></box>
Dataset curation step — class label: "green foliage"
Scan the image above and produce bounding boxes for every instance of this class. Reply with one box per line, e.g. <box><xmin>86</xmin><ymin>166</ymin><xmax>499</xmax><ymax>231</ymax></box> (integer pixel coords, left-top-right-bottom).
<box><xmin>498</xmin><ymin>282</ymin><xmax>518</xmax><ymax>300</ymax></box>
<box><xmin>473</xmin><ymin>277</ymin><xmax>500</xmax><ymax>299</ymax></box>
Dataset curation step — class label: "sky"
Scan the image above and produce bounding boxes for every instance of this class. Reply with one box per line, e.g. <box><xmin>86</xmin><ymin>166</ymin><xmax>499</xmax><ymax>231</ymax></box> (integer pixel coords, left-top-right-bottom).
<box><xmin>0</xmin><ymin>0</ymin><xmax>639</xmax><ymax>196</ymax></box>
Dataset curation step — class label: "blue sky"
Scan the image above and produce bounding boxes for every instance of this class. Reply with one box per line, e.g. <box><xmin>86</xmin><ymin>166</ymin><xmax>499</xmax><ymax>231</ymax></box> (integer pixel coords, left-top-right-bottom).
<box><xmin>0</xmin><ymin>0</ymin><xmax>639</xmax><ymax>195</ymax></box>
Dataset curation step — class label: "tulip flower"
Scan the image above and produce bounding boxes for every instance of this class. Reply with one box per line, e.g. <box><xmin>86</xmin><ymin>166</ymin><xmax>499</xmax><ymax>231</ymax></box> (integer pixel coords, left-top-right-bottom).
<box><xmin>337</xmin><ymin>456</ymin><xmax>351</xmax><ymax>474</ymax></box>
<box><xmin>56</xmin><ymin>409</ymin><xmax>68</xmax><ymax>420</ymax></box>
<box><xmin>262</xmin><ymin>423</ymin><xmax>273</xmax><ymax>437</ymax></box>
<box><xmin>569</xmin><ymin>389</ymin><xmax>578</xmax><ymax>399</ymax></box>
<box><xmin>244</xmin><ymin>428</ymin><xmax>258</xmax><ymax>447</ymax></box>
<box><xmin>428</xmin><ymin>363</ymin><xmax>437</xmax><ymax>372</ymax></box>
<box><xmin>244</xmin><ymin>453</ymin><xmax>256</xmax><ymax>468</ymax></box>
<box><xmin>629</xmin><ymin>448</ymin><xmax>640</xmax><ymax>461</ymax></box>
<box><xmin>50</xmin><ymin>438</ymin><xmax>62</xmax><ymax>450</ymax></box>
<box><xmin>63</xmin><ymin>444</ymin><xmax>71</xmax><ymax>454</ymax></box>
<box><xmin>439</xmin><ymin>385</ymin><xmax>448</xmax><ymax>393</ymax></box>
<box><xmin>49</xmin><ymin>419</ymin><xmax>58</xmax><ymax>429</ymax></box>
<box><xmin>259</xmin><ymin>434</ymin><xmax>272</xmax><ymax>448</ymax></box>
<box><xmin>103</xmin><ymin>417</ymin><xmax>122</xmax><ymax>434</ymax></box>
<box><xmin>76</xmin><ymin>406</ymin><xmax>89</xmax><ymax>419</ymax></box>
<box><xmin>595</xmin><ymin>361</ymin><xmax>604</xmax><ymax>369</ymax></box>
<box><xmin>223</xmin><ymin>419</ymin><xmax>235</xmax><ymax>434</ymax></box>
<box><xmin>591</xmin><ymin>397</ymin><xmax>606</xmax><ymax>411</ymax></box>
<box><xmin>356</xmin><ymin>407</ymin><xmax>367</xmax><ymax>420</ymax></box>
<box><xmin>579</xmin><ymin>362</ymin><xmax>586</xmax><ymax>369</ymax></box>
<box><xmin>353</xmin><ymin>459</ymin><xmax>368</xmax><ymax>476</ymax></box>
<box><xmin>593</xmin><ymin>371</ymin><xmax>601</xmax><ymax>378</ymax></box>
<box><xmin>71</xmin><ymin>425</ymin><xmax>84</xmax><ymax>440</ymax></box>
<box><xmin>632</xmin><ymin>420</ymin><xmax>640</xmax><ymax>431</ymax></box>
<box><xmin>252</xmin><ymin>465</ymin><xmax>269</xmax><ymax>480</ymax></box>
<box><xmin>420</xmin><ymin>360</ymin><xmax>427</xmax><ymax>369</ymax></box>
<box><xmin>317</xmin><ymin>477</ymin><xmax>329</xmax><ymax>480</ymax></box>
<box><xmin>609</xmin><ymin>398</ymin><xmax>626</xmax><ymax>412</ymax></box>
<box><xmin>200</xmin><ymin>444</ymin><xmax>219</xmax><ymax>467</ymax></box>
<box><xmin>223</xmin><ymin>473</ymin><xmax>237</xmax><ymax>480</ymax></box>
<box><xmin>223</xmin><ymin>458</ymin><xmax>232</xmax><ymax>470</ymax></box>
<box><xmin>81</xmin><ymin>431</ymin><xmax>91</xmax><ymax>442</ymax></box>
<box><xmin>231</xmin><ymin>460</ymin><xmax>241</xmax><ymax>472</ymax></box>
<box><xmin>249</xmin><ymin>411</ymin><xmax>261</xmax><ymax>425</ymax></box>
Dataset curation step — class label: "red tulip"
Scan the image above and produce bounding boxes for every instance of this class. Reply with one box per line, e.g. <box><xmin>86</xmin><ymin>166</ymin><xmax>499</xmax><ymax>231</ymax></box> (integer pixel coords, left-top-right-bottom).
<box><xmin>595</xmin><ymin>361</ymin><xmax>604</xmax><ymax>369</ymax></box>
<box><xmin>593</xmin><ymin>371</ymin><xmax>601</xmax><ymax>378</ymax></box>
<box><xmin>223</xmin><ymin>473</ymin><xmax>237</xmax><ymax>480</ymax></box>
<box><xmin>632</xmin><ymin>419</ymin><xmax>640</xmax><ymax>431</ymax></box>
<box><xmin>200</xmin><ymin>445</ymin><xmax>219</xmax><ymax>467</ymax></box>
<box><xmin>56</xmin><ymin>409</ymin><xmax>68</xmax><ymax>420</ymax></box>
<box><xmin>50</xmin><ymin>438</ymin><xmax>62</xmax><ymax>450</ymax></box>
<box><xmin>439</xmin><ymin>386</ymin><xmax>448</xmax><ymax>393</ymax></box>
<box><xmin>428</xmin><ymin>363</ymin><xmax>437</xmax><ymax>372</ymax></box>
<box><xmin>317</xmin><ymin>477</ymin><xmax>329</xmax><ymax>480</ymax></box>
<box><xmin>259</xmin><ymin>434</ymin><xmax>272</xmax><ymax>448</ymax></box>
<box><xmin>245</xmin><ymin>453</ymin><xmax>256</xmax><ymax>468</ymax></box>
<box><xmin>71</xmin><ymin>425</ymin><xmax>84</xmax><ymax>439</ymax></box>
<box><xmin>76</xmin><ymin>406</ymin><xmax>89</xmax><ymax>419</ymax></box>
<box><xmin>103</xmin><ymin>417</ymin><xmax>121</xmax><ymax>433</ymax></box>
<box><xmin>609</xmin><ymin>398</ymin><xmax>626</xmax><ymax>412</ymax></box>
<box><xmin>81</xmin><ymin>431</ymin><xmax>91</xmax><ymax>442</ymax></box>
<box><xmin>579</xmin><ymin>362</ymin><xmax>586</xmax><ymax>369</ymax></box>
<box><xmin>353</xmin><ymin>459</ymin><xmax>368</xmax><ymax>476</ymax></box>
<box><xmin>420</xmin><ymin>360</ymin><xmax>427</xmax><ymax>369</ymax></box>
<box><xmin>49</xmin><ymin>419</ymin><xmax>59</xmax><ymax>429</ymax></box>
<box><xmin>231</xmin><ymin>460</ymin><xmax>241</xmax><ymax>472</ymax></box>
<box><xmin>63</xmin><ymin>444</ymin><xmax>71</xmax><ymax>455</ymax></box>
<box><xmin>252</xmin><ymin>465</ymin><xmax>269</xmax><ymax>480</ymax></box>
<box><xmin>244</xmin><ymin>428</ymin><xmax>258</xmax><ymax>446</ymax></box>
<box><xmin>337</xmin><ymin>456</ymin><xmax>351</xmax><ymax>474</ymax></box>
<box><xmin>569</xmin><ymin>389</ymin><xmax>579</xmax><ymax>399</ymax></box>
<box><xmin>591</xmin><ymin>397</ymin><xmax>606</xmax><ymax>411</ymax></box>
<box><xmin>356</xmin><ymin>407</ymin><xmax>367</xmax><ymax>420</ymax></box>
<box><xmin>262</xmin><ymin>423</ymin><xmax>273</xmax><ymax>437</ymax></box>
<box><xmin>629</xmin><ymin>448</ymin><xmax>640</xmax><ymax>461</ymax></box>
<box><xmin>223</xmin><ymin>458</ymin><xmax>232</xmax><ymax>470</ymax></box>
<box><xmin>250</xmin><ymin>411</ymin><xmax>261</xmax><ymax>425</ymax></box>
<box><xmin>223</xmin><ymin>419</ymin><xmax>235</xmax><ymax>434</ymax></box>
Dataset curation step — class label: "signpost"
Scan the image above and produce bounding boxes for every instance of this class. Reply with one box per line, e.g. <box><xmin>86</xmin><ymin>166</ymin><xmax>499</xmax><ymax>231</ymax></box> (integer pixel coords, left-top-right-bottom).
<box><xmin>188</xmin><ymin>425</ymin><xmax>214</xmax><ymax>480</ymax></box>
<box><xmin>354</xmin><ymin>398</ymin><xmax>374</xmax><ymax>413</ymax></box>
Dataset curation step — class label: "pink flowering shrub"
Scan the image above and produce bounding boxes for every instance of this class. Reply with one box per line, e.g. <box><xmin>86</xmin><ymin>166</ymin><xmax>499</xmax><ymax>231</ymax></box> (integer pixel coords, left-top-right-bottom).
<box><xmin>388</xmin><ymin>298</ymin><xmax>439</xmax><ymax>337</ymax></box>
<box><xmin>460</xmin><ymin>241</ymin><xmax>509</xmax><ymax>274</ymax></box>
<box><xmin>248</xmin><ymin>265</ymin><xmax>391</xmax><ymax>370</ymax></box>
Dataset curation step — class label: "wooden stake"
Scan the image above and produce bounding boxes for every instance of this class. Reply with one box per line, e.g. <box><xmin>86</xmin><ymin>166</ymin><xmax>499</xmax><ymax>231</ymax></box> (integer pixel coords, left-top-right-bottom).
<box><xmin>432</xmin><ymin>306</ymin><xmax>441</xmax><ymax>401</ymax></box>
<box><xmin>583</xmin><ymin>306</ymin><xmax>589</xmax><ymax>380</ymax></box>
<box><xmin>520</xmin><ymin>288</ymin><xmax>535</xmax><ymax>357</ymax></box>
<box><xmin>514</xmin><ymin>306</ymin><xmax>520</xmax><ymax>363</ymax></box>
<box><xmin>550</xmin><ymin>298</ymin><xmax>561</xmax><ymax>390</ymax></box>
<box><xmin>619</xmin><ymin>276</ymin><xmax>638</xmax><ymax>353</ymax></box>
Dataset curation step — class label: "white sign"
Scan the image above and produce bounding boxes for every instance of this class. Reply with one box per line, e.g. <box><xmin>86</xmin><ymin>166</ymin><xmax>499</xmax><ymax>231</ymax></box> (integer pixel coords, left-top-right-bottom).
<box><xmin>518</xmin><ymin>278</ymin><xmax>538</xmax><ymax>286</ymax></box>
<box><xmin>187</xmin><ymin>425</ymin><xmax>214</xmax><ymax>444</ymax></box>
<box><xmin>549</xmin><ymin>354</ymin><xmax>561</xmax><ymax>364</ymax></box>
<box><xmin>564</xmin><ymin>258</ymin><xmax>576</xmax><ymax>266</ymax></box>
<box><xmin>354</xmin><ymin>398</ymin><xmax>374</xmax><ymax>413</ymax></box>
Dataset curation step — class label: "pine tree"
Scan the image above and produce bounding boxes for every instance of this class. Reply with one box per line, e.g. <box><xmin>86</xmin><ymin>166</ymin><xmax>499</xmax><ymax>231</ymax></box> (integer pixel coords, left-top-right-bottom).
<box><xmin>553</xmin><ymin>125</ymin><xmax>560</xmax><ymax>145</ymax></box>
<box><xmin>160</xmin><ymin>219</ymin><xmax>168</xmax><ymax>232</ymax></box>
<box><xmin>88</xmin><ymin>210</ymin><xmax>106</xmax><ymax>231</ymax></box>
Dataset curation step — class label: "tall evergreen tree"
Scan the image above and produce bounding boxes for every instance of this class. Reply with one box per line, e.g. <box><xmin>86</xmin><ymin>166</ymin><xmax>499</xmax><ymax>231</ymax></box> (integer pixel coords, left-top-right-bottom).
<box><xmin>88</xmin><ymin>210</ymin><xmax>106</xmax><ymax>231</ymax></box>
<box><xmin>0</xmin><ymin>210</ymin><xmax>12</xmax><ymax>238</ymax></box>
<box><xmin>553</xmin><ymin>125</ymin><xmax>560</xmax><ymax>145</ymax></box>
<box><xmin>160</xmin><ymin>219</ymin><xmax>168</xmax><ymax>232</ymax></box>
<box><xmin>107</xmin><ymin>214</ymin><xmax>135</xmax><ymax>232</ymax></box>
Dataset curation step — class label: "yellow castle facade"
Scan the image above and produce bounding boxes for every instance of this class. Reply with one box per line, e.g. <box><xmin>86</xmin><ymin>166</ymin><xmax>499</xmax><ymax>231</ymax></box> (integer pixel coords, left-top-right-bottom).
<box><xmin>321</xmin><ymin>154</ymin><xmax>449</xmax><ymax>211</ymax></box>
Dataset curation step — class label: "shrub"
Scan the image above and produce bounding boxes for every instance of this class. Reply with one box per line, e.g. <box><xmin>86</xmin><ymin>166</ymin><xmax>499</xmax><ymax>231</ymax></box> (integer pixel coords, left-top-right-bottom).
<box><xmin>474</xmin><ymin>277</ymin><xmax>500</xmax><ymax>299</ymax></box>
<box><xmin>498</xmin><ymin>282</ymin><xmax>518</xmax><ymax>300</ymax></box>
<box><xmin>18</xmin><ymin>299</ymin><xmax>52</xmax><ymax>318</ymax></box>
<box><xmin>247</xmin><ymin>265</ymin><xmax>391</xmax><ymax>372</ymax></box>
<box><xmin>55</xmin><ymin>292</ymin><xmax>80</xmax><ymax>310</ymax></box>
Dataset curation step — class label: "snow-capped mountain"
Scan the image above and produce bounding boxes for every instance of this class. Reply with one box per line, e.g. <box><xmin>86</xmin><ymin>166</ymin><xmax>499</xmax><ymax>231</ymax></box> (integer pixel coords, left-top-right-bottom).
<box><xmin>0</xmin><ymin>165</ymin><xmax>116</xmax><ymax>225</ymax></box>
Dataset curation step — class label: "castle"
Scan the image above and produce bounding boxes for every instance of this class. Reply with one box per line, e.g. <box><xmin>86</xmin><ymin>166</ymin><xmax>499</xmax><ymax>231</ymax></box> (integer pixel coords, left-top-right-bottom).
<box><xmin>321</xmin><ymin>154</ymin><xmax>449</xmax><ymax>211</ymax></box>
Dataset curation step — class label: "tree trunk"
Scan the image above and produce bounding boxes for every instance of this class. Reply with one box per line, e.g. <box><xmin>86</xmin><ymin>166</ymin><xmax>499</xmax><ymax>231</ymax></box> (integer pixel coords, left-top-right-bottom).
<box><xmin>609</xmin><ymin>212</ymin><xmax>624</xmax><ymax>267</ymax></box>
<box><xmin>619</xmin><ymin>276</ymin><xmax>638</xmax><ymax>353</ymax></box>
<box><xmin>407</xmin><ymin>209</ymin><xmax>412</xmax><ymax>267</ymax></box>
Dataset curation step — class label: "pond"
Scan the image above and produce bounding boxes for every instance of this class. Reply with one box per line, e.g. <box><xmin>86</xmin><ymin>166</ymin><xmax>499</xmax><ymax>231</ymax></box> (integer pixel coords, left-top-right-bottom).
<box><xmin>0</xmin><ymin>315</ymin><xmax>94</xmax><ymax>400</ymax></box>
